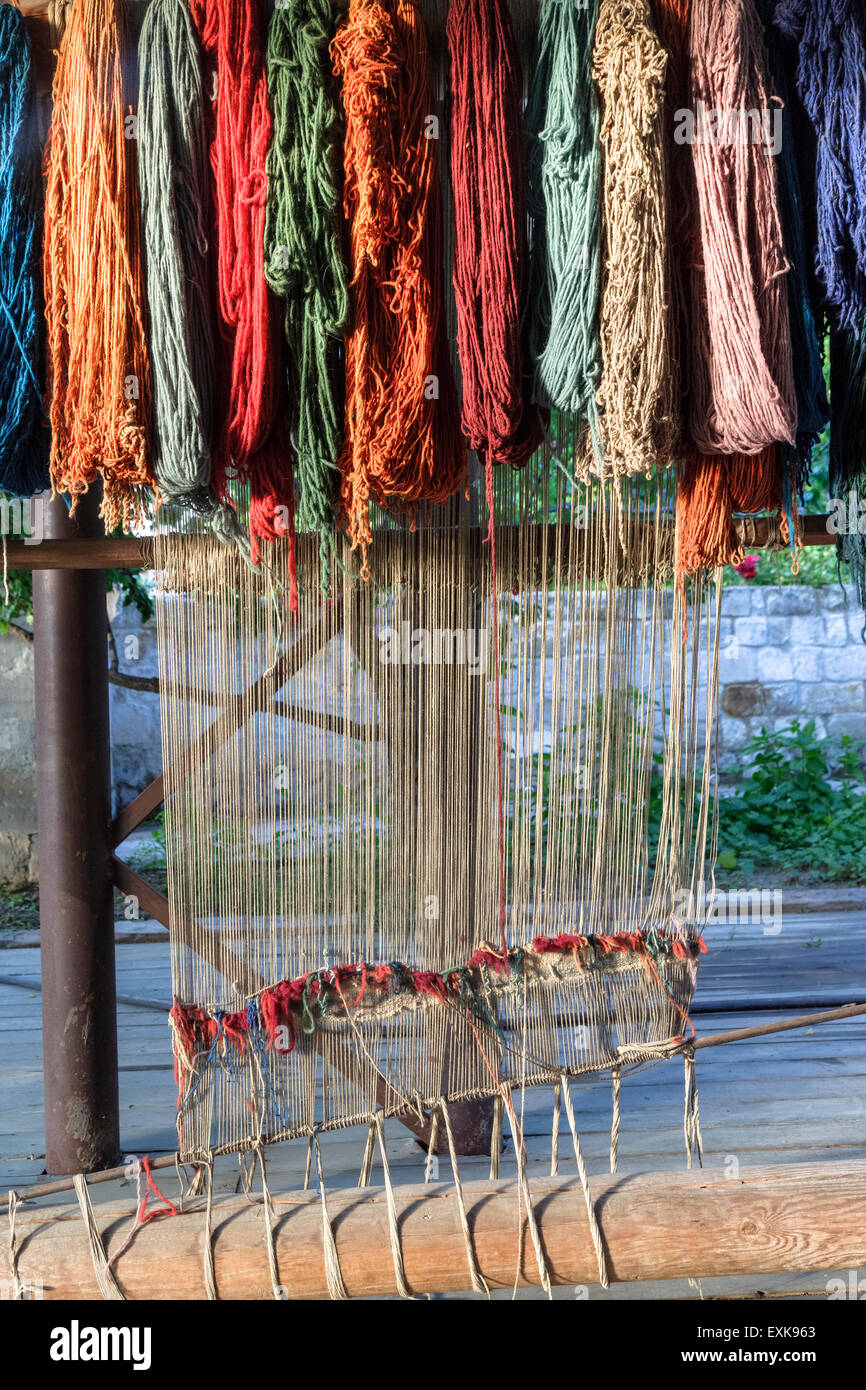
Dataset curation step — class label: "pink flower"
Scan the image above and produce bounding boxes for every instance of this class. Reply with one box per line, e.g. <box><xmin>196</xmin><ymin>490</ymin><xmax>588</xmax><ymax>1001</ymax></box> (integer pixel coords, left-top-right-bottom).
<box><xmin>734</xmin><ymin>554</ymin><xmax>759</xmax><ymax>581</ymax></box>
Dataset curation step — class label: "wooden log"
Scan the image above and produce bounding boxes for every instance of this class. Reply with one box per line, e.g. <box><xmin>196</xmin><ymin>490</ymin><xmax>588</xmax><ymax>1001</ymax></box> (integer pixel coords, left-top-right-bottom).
<box><xmin>12</xmin><ymin>1161</ymin><xmax>866</xmax><ymax>1299</ymax></box>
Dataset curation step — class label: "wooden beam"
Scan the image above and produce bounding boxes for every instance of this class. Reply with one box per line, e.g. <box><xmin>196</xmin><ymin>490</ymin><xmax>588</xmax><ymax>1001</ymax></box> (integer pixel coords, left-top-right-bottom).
<box><xmin>10</xmin><ymin>1161</ymin><xmax>866</xmax><ymax>1298</ymax></box>
<box><xmin>109</xmin><ymin>776</ymin><xmax>165</xmax><ymax>848</ymax></box>
<box><xmin>0</xmin><ymin>515</ymin><xmax>840</xmax><ymax>572</ymax></box>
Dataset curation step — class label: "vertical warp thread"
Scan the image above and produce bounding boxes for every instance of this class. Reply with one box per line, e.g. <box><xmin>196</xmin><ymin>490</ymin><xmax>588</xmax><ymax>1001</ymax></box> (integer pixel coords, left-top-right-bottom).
<box><xmin>332</xmin><ymin>0</ymin><xmax>465</xmax><ymax>562</ymax></box>
<box><xmin>0</xmin><ymin>4</ymin><xmax>47</xmax><ymax>497</ymax></box>
<box><xmin>447</xmin><ymin>0</ymin><xmax>542</xmax><ymax>468</ymax></box>
<box><xmin>525</xmin><ymin>0</ymin><xmax>602</xmax><ymax>423</ymax></box>
<box><xmin>43</xmin><ymin>0</ymin><xmax>152</xmax><ymax>530</ymax></box>
<box><xmin>264</xmin><ymin>0</ymin><xmax>349</xmax><ymax>582</ymax></box>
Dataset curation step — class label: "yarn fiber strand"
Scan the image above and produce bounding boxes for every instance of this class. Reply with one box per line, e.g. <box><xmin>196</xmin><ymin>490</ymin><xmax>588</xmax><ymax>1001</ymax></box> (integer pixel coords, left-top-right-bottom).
<box><xmin>43</xmin><ymin>0</ymin><xmax>152</xmax><ymax>529</ymax></box>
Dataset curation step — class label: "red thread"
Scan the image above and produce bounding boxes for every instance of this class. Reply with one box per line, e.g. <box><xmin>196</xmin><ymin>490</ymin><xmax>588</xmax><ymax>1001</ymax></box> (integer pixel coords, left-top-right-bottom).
<box><xmin>137</xmin><ymin>1156</ymin><xmax>178</xmax><ymax>1226</ymax></box>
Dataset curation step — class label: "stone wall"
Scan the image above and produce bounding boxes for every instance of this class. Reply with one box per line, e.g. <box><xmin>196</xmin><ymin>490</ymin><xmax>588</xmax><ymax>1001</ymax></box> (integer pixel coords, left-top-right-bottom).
<box><xmin>717</xmin><ymin>584</ymin><xmax>866</xmax><ymax>771</ymax></box>
<box><xmin>1</xmin><ymin>582</ymin><xmax>864</xmax><ymax>886</ymax></box>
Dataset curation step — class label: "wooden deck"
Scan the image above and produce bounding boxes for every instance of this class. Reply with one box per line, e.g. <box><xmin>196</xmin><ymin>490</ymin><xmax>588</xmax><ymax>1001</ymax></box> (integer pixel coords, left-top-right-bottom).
<box><xmin>2</xmin><ymin>909</ymin><xmax>864</xmax><ymax>1299</ymax></box>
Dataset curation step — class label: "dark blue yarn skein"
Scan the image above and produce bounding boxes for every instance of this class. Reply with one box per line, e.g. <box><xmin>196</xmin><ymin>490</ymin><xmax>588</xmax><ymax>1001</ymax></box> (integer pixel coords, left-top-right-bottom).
<box><xmin>0</xmin><ymin>4</ymin><xmax>48</xmax><ymax>498</ymax></box>
<box><xmin>756</xmin><ymin>0</ymin><xmax>829</xmax><ymax>491</ymax></box>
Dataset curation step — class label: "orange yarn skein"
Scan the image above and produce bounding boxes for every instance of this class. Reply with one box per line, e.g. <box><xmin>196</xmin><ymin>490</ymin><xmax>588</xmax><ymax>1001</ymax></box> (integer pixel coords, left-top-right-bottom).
<box><xmin>43</xmin><ymin>0</ymin><xmax>151</xmax><ymax>530</ymax></box>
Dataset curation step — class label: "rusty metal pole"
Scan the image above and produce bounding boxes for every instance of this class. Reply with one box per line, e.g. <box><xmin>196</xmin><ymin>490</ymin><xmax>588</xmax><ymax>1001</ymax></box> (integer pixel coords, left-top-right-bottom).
<box><xmin>32</xmin><ymin>490</ymin><xmax>121</xmax><ymax>1173</ymax></box>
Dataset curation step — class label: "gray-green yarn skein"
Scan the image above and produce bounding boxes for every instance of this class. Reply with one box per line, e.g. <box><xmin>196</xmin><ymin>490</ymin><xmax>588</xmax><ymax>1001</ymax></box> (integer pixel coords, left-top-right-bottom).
<box><xmin>138</xmin><ymin>0</ymin><xmax>245</xmax><ymax>550</ymax></box>
<box><xmin>526</xmin><ymin>0</ymin><xmax>602</xmax><ymax>426</ymax></box>
<box><xmin>264</xmin><ymin>0</ymin><xmax>349</xmax><ymax>576</ymax></box>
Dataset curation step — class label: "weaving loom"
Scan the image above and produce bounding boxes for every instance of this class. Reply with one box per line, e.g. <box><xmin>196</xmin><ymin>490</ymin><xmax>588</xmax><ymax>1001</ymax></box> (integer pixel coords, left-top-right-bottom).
<box><xmin>4</xmin><ymin>0</ymin><xmax>866</xmax><ymax>1304</ymax></box>
<box><xmin>152</xmin><ymin>2</ymin><xmax>721</xmax><ymax>1273</ymax></box>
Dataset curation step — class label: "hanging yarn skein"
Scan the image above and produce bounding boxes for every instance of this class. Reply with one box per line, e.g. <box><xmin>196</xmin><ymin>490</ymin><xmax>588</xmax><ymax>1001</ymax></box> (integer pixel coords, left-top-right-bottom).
<box><xmin>581</xmin><ymin>0</ymin><xmax>674</xmax><ymax>481</ymax></box>
<box><xmin>264</xmin><ymin>0</ymin><xmax>348</xmax><ymax>577</ymax></box>
<box><xmin>332</xmin><ymin>0</ymin><xmax>465</xmax><ymax>560</ymax></box>
<box><xmin>776</xmin><ymin>0</ymin><xmax>866</xmax><ymax>606</ymax></box>
<box><xmin>139</xmin><ymin>0</ymin><xmax>231</xmax><ymax>530</ymax></box>
<box><xmin>687</xmin><ymin>0</ymin><xmax>796</xmax><ymax>458</ymax></box>
<box><xmin>0</xmin><ymin>5</ymin><xmax>48</xmax><ymax>497</ymax></box>
<box><xmin>189</xmin><ymin>0</ymin><xmax>297</xmax><ymax>571</ymax></box>
<box><xmin>651</xmin><ymin>0</ymin><xmax>695</xmax><ymax>437</ymax></box>
<box><xmin>447</xmin><ymin>0</ymin><xmax>542</xmax><ymax>469</ymax></box>
<box><xmin>775</xmin><ymin>0</ymin><xmax>866</xmax><ymax>330</ymax></box>
<box><xmin>755</xmin><ymin>0</ymin><xmax>828</xmax><ymax>489</ymax></box>
<box><xmin>660</xmin><ymin>0</ymin><xmax>788</xmax><ymax>576</ymax></box>
<box><xmin>43</xmin><ymin>0</ymin><xmax>152</xmax><ymax>530</ymax></box>
<box><xmin>525</xmin><ymin>0</ymin><xmax>602</xmax><ymax>423</ymax></box>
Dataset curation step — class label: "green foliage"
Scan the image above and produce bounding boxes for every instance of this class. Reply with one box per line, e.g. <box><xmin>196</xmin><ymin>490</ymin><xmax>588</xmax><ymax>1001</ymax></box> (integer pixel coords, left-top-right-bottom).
<box><xmin>0</xmin><ymin>884</ymin><xmax>39</xmax><ymax>933</ymax></box>
<box><xmin>717</xmin><ymin>720</ymin><xmax>866</xmax><ymax>882</ymax></box>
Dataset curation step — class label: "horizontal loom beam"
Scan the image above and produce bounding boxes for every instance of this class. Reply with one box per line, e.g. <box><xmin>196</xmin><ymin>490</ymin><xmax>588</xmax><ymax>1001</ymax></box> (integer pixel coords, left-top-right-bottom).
<box><xmin>0</xmin><ymin>514</ymin><xmax>837</xmax><ymax>571</ymax></box>
<box><xmin>10</xmin><ymin>1159</ymin><xmax>866</xmax><ymax>1297</ymax></box>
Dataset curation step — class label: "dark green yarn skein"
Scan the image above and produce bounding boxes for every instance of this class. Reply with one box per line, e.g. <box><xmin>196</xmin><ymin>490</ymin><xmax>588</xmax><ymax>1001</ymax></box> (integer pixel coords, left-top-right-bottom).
<box><xmin>264</xmin><ymin>0</ymin><xmax>349</xmax><ymax>584</ymax></box>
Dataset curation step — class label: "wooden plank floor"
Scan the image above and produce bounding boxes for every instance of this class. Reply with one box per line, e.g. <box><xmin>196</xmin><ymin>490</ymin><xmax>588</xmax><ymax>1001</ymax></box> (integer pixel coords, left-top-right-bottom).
<box><xmin>1</xmin><ymin>910</ymin><xmax>864</xmax><ymax>1299</ymax></box>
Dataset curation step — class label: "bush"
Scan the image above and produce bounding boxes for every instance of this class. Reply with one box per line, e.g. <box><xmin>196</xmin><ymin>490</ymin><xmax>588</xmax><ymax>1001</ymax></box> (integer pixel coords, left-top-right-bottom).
<box><xmin>717</xmin><ymin>720</ymin><xmax>866</xmax><ymax>882</ymax></box>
